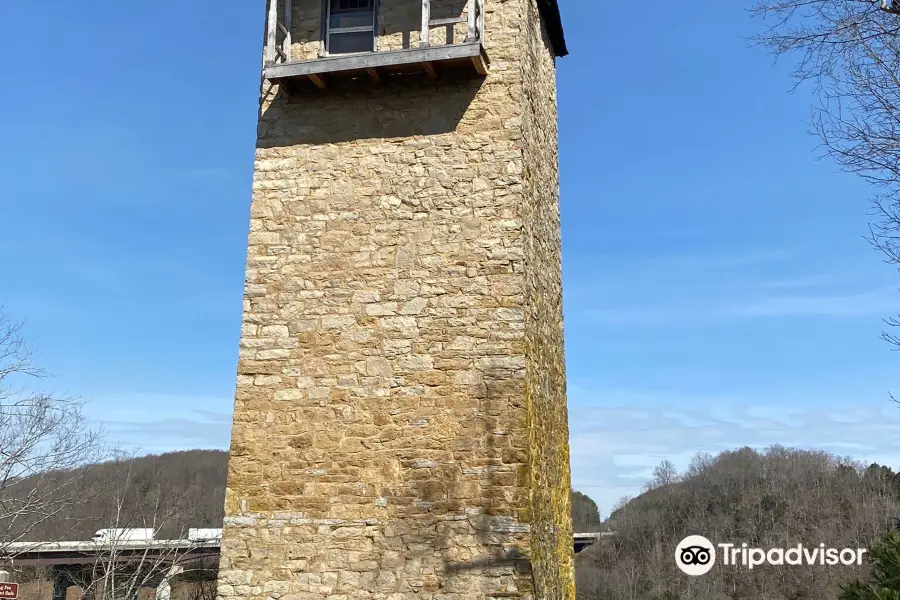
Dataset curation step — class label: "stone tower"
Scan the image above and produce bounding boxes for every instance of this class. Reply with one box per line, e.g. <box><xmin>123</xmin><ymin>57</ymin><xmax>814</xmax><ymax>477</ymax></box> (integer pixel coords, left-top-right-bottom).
<box><xmin>217</xmin><ymin>0</ymin><xmax>573</xmax><ymax>597</ymax></box>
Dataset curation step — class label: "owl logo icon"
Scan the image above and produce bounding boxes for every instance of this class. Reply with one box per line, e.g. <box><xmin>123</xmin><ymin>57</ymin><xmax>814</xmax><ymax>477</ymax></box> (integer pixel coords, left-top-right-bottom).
<box><xmin>675</xmin><ymin>535</ymin><xmax>716</xmax><ymax>575</ymax></box>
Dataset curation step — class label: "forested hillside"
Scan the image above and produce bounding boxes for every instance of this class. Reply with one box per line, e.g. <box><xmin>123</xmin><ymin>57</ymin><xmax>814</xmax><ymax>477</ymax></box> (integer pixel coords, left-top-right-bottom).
<box><xmin>9</xmin><ymin>450</ymin><xmax>227</xmax><ymax>542</ymax></box>
<box><xmin>576</xmin><ymin>446</ymin><xmax>900</xmax><ymax>600</ymax></box>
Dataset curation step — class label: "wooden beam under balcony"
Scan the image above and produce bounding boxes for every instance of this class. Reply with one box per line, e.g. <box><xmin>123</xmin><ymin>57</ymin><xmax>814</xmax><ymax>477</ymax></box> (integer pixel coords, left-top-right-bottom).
<box><xmin>366</xmin><ymin>67</ymin><xmax>382</xmax><ymax>85</ymax></box>
<box><xmin>264</xmin><ymin>42</ymin><xmax>489</xmax><ymax>89</ymax></box>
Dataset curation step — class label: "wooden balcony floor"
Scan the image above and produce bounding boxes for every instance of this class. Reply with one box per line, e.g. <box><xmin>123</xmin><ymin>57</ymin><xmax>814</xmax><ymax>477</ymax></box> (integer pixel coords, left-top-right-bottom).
<box><xmin>264</xmin><ymin>42</ymin><xmax>489</xmax><ymax>90</ymax></box>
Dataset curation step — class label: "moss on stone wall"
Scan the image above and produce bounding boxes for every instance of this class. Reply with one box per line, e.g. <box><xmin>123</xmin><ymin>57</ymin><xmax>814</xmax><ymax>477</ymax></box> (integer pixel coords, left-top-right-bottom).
<box><xmin>520</xmin><ymin>0</ymin><xmax>576</xmax><ymax>596</ymax></box>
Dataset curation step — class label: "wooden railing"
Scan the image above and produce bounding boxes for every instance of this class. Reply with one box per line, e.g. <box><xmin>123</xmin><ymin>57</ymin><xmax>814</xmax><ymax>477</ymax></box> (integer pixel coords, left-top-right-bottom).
<box><xmin>421</xmin><ymin>0</ymin><xmax>484</xmax><ymax>47</ymax></box>
<box><xmin>265</xmin><ymin>0</ymin><xmax>291</xmax><ymax>66</ymax></box>
<box><xmin>264</xmin><ymin>0</ymin><xmax>484</xmax><ymax>68</ymax></box>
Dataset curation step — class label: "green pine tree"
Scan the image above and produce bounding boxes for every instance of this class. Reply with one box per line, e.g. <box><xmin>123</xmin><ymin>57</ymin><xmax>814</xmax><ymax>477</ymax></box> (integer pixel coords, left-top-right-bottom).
<box><xmin>840</xmin><ymin>532</ymin><xmax>900</xmax><ymax>600</ymax></box>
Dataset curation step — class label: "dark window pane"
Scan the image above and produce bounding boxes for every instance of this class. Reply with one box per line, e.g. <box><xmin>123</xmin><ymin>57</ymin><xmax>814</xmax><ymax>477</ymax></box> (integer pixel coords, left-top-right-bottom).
<box><xmin>329</xmin><ymin>9</ymin><xmax>373</xmax><ymax>28</ymax></box>
<box><xmin>328</xmin><ymin>31</ymin><xmax>374</xmax><ymax>54</ymax></box>
<box><xmin>333</xmin><ymin>0</ymin><xmax>373</xmax><ymax>12</ymax></box>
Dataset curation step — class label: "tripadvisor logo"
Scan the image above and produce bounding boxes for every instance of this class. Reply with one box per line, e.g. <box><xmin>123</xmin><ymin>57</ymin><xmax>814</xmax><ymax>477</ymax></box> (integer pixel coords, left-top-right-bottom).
<box><xmin>675</xmin><ymin>535</ymin><xmax>868</xmax><ymax>576</ymax></box>
<box><xmin>676</xmin><ymin>535</ymin><xmax>716</xmax><ymax>576</ymax></box>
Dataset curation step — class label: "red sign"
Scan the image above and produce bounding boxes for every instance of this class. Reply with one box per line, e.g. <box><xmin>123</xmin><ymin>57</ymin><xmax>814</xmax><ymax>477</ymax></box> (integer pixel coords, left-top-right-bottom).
<box><xmin>0</xmin><ymin>583</ymin><xmax>18</xmax><ymax>599</ymax></box>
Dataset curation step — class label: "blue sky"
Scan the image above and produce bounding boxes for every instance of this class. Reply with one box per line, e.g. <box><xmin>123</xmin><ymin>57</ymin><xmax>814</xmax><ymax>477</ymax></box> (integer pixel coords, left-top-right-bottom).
<box><xmin>2</xmin><ymin>0</ymin><xmax>899</xmax><ymax>516</ymax></box>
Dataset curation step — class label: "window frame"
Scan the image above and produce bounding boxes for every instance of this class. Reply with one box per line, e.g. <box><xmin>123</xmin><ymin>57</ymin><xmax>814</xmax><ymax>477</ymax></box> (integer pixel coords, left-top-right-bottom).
<box><xmin>323</xmin><ymin>0</ymin><xmax>379</xmax><ymax>56</ymax></box>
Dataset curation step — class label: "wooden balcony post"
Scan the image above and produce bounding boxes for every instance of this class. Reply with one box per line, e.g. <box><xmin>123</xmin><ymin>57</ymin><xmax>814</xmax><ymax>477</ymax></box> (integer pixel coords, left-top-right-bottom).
<box><xmin>266</xmin><ymin>0</ymin><xmax>278</xmax><ymax>65</ymax></box>
<box><xmin>477</xmin><ymin>0</ymin><xmax>484</xmax><ymax>42</ymax></box>
<box><xmin>284</xmin><ymin>0</ymin><xmax>292</xmax><ymax>62</ymax></box>
<box><xmin>421</xmin><ymin>0</ymin><xmax>430</xmax><ymax>47</ymax></box>
<box><xmin>467</xmin><ymin>0</ymin><xmax>476</xmax><ymax>42</ymax></box>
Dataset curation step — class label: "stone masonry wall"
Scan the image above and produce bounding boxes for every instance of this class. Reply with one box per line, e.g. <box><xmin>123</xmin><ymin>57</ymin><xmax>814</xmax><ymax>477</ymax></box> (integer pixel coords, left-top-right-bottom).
<box><xmin>519</xmin><ymin>1</ymin><xmax>575</xmax><ymax>598</ymax></box>
<box><xmin>285</xmin><ymin>1</ymin><xmax>322</xmax><ymax>61</ymax></box>
<box><xmin>286</xmin><ymin>0</ymin><xmax>470</xmax><ymax>60</ymax></box>
<box><xmin>219</xmin><ymin>0</ymin><xmax>573</xmax><ymax>598</ymax></box>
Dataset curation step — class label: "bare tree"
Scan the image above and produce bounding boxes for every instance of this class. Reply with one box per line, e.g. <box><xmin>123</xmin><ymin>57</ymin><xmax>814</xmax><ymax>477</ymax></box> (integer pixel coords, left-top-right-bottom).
<box><xmin>750</xmin><ymin>0</ymin><xmax>900</xmax><ymax>346</ymax></box>
<box><xmin>646</xmin><ymin>459</ymin><xmax>678</xmax><ymax>491</ymax></box>
<box><xmin>0</xmin><ymin>309</ymin><xmax>104</xmax><ymax>550</ymax></box>
<box><xmin>0</xmin><ymin>309</ymin><xmax>221</xmax><ymax>600</ymax></box>
<box><xmin>70</xmin><ymin>452</ymin><xmax>218</xmax><ymax>600</ymax></box>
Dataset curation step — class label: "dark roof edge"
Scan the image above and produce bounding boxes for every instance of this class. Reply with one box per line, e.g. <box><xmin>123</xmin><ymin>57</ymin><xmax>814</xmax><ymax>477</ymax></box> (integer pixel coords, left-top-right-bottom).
<box><xmin>537</xmin><ymin>0</ymin><xmax>568</xmax><ymax>57</ymax></box>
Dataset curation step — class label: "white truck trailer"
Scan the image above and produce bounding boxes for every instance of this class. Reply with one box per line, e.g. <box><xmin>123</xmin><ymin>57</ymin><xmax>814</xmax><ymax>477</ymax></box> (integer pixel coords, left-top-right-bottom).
<box><xmin>187</xmin><ymin>528</ymin><xmax>222</xmax><ymax>541</ymax></box>
<box><xmin>91</xmin><ymin>528</ymin><xmax>155</xmax><ymax>542</ymax></box>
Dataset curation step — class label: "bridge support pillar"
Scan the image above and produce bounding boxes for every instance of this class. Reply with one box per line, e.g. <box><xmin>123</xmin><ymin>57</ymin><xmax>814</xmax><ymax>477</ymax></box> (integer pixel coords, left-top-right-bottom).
<box><xmin>50</xmin><ymin>567</ymin><xmax>69</xmax><ymax>600</ymax></box>
<box><xmin>154</xmin><ymin>565</ymin><xmax>182</xmax><ymax>600</ymax></box>
<box><xmin>50</xmin><ymin>565</ymin><xmax>94</xmax><ymax>600</ymax></box>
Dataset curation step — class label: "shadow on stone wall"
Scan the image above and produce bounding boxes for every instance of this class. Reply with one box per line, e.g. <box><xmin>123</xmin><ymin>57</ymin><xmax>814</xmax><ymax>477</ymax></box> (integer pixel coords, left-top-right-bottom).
<box><xmin>257</xmin><ymin>74</ymin><xmax>484</xmax><ymax>147</ymax></box>
<box><xmin>378</xmin><ymin>0</ymin><xmax>469</xmax><ymax>48</ymax></box>
<box><xmin>435</xmin><ymin>366</ymin><xmax>532</xmax><ymax>587</ymax></box>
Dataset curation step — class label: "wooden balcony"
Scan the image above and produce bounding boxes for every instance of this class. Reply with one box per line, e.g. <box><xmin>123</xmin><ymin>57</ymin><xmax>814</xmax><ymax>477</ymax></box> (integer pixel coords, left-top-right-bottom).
<box><xmin>263</xmin><ymin>0</ymin><xmax>489</xmax><ymax>91</ymax></box>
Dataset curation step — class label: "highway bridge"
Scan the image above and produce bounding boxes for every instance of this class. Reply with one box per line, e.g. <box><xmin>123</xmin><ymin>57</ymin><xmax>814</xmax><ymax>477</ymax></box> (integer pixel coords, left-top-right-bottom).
<box><xmin>0</xmin><ymin>532</ymin><xmax>609</xmax><ymax>568</ymax></box>
<box><xmin>573</xmin><ymin>531</ymin><xmax>614</xmax><ymax>553</ymax></box>
<box><xmin>0</xmin><ymin>540</ymin><xmax>219</xmax><ymax>567</ymax></box>
<box><xmin>0</xmin><ymin>540</ymin><xmax>220</xmax><ymax>600</ymax></box>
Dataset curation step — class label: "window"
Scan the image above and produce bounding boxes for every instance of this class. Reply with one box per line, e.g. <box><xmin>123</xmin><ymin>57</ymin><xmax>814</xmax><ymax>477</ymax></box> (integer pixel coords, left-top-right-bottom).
<box><xmin>326</xmin><ymin>0</ymin><xmax>376</xmax><ymax>55</ymax></box>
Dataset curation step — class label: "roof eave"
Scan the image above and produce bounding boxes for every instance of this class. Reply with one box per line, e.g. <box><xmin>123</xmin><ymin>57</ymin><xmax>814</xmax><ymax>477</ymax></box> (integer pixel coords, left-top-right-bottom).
<box><xmin>537</xmin><ymin>0</ymin><xmax>568</xmax><ymax>57</ymax></box>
